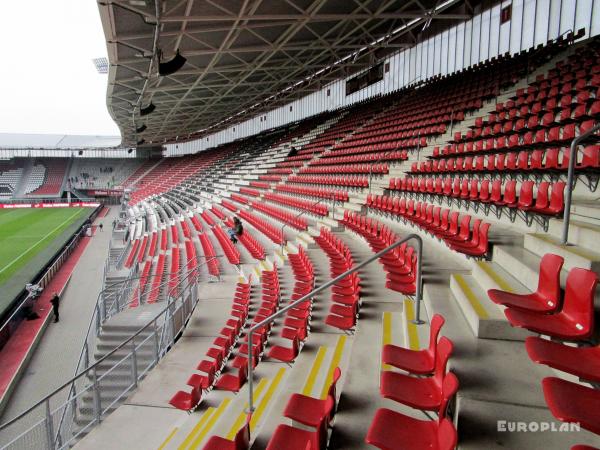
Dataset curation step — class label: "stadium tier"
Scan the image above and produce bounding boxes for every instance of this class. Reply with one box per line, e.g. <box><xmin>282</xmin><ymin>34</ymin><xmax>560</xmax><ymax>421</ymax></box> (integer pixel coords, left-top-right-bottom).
<box><xmin>0</xmin><ymin>11</ymin><xmax>599</xmax><ymax>450</ymax></box>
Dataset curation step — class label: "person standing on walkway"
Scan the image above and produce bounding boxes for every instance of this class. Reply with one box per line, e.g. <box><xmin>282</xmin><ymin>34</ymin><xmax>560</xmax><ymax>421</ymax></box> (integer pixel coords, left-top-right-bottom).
<box><xmin>50</xmin><ymin>292</ymin><xmax>60</xmax><ymax>323</ymax></box>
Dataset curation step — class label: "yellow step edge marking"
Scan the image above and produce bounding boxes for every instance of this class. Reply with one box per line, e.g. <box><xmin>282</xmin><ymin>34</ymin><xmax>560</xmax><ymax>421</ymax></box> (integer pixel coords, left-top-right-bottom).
<box><xmin>157</xmin><ymin>428</ymin><xmax>178</xmax><ymax>450</ymax></box>
<box><xmin>477</xmin><ymin>262</ymin><xmax>513</xmax><ymax>293</ymax></box>
<box><xmin>454</xmin><ymin>274</ymin><xmax>489</xmax><ymax>319</ymax></box>
<box><xmin>302</xmin><ymin>347</ymin><xmax>328</xmax><ymax>395</ymax></box>
<box><xmin>189</xmin><ymin>398</ymin><xmax>232</xmax><ymax>449</ymax></box>
<box><xmin>533</xmin><ymin>234</ymin><xmax>599</xmax><ymax>259</ymax></box>
<box><xmin>177</xmin><ymin>408</ymin><xmax>215</xmax><ymax>450</ymax></box>
<box><xmin>382</xmin><ymin>312</ymin><xmax>392</xmax><ymax>370</ymax></box>
<box><xmin>225</xmin><ymin>378</ymin><xmax>269</xmax><ymax>440</ymax></box>
<box><xmin>404</xmin><ymin>300</ymin><xmax>421</xmax><ymax>350</ymax></box>
<box><xmin>320</xmin><ymin>335</ymin><xmax>347</xmax><ymax>399</ymax></box>
<box><xmin>250</xmin><ymin>368</ymin><xmax>287</xmax><ymax>431</ymax></box>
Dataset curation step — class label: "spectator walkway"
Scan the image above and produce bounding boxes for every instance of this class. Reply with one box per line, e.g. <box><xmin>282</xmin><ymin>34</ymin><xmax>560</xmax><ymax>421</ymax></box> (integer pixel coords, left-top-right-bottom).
<box><xmin>0</xmin><ymin>207</ymin><xmax>119</xmax><ymax>444</ymax></box>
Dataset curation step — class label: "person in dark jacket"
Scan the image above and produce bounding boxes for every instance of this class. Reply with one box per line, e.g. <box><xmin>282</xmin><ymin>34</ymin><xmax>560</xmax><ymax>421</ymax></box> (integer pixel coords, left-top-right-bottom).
<box><xmin>228</xmin><ymin>217</ymin><xmax>244</xmax><ymax>244</ymax></box>
<box><xmin>50</xmin><ymin>292</ymin><xmax>60</xmax><ymax>323</ymax></box>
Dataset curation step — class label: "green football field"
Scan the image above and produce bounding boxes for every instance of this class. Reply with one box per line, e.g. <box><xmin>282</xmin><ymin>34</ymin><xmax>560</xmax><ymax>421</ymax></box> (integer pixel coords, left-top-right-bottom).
<box><xmin>0</xmin><ymin>207</ymin><xmax>92</xmax><ymax>316</ymax></box>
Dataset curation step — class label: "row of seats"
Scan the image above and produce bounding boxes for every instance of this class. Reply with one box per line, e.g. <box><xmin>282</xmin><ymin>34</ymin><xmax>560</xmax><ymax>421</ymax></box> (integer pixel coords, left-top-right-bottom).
<box><xmin>367</xmin><ymin>314</ymin><xmax>459</xmax><ymax>449</ymax></box>
<box><xmin>299</xmin><ymin>163</ymin><xmax>388</xmax><ymax>175</ymax></box>
<box><xmin>264</xmin><ymin>192</ymin><xmax>329</xmax><ymax>217</ymax></box>
<box><xmin>250</xmin><ymin>200</ymin><xmax>308</xmax><ymax>231</ymax></box>
<box><xmin>287</xmin><ymin>175</ymin><xmax>369</xmax><ymax>188</ymax></box>
<box><xmin>239</xmin><ymin>187</ymin><xmax>261</xmax><ymax>197</ymax></box>
<box><xmin>198</xmin><ymin>232</ymin><xmax>220</xmax><ymax>277</ymax></box>
<box><xmin>213</xmin><ymin>225</ymin><xmax>241</xmax><ymax>265</ymax></box>
<box><xmin>224</xmin><ymin>217</ymin><xmax>265</xmax><ymax>260</ymax></box>
<box><xmin>314</xmin><ymin>228</ymin><xmax>362</xmax><ymax>331</ymax></box>
<box><xmin>388</xmin><ymin>176</ymin><xmax>565</xmax><ymax>221</ymax></box>
<box><xmin>416</xmin><ymin>145</ymin><xmax>600</xmax><ymax>174</ymax></box>
<box><xmin>341</xmin><ymin>211</ymin><xmax>417</xmax><ymax>295</ymax></box>
<box><xmin>366</xmin><ymin>194</ymin><xmax>491</xmax><ymax>257</ymax></box>
<box><xmin>272</xmin><ymin>246</ymin><xmax>315</xmax><ymax>347</ymax></box>
<box><xmin>238</xmin><ymin>209</ymin><xmax>284</xmax><ymax>244</ymax></box>
<box><xmin>274</xmin><ymin>184</ymin><xmax>349</xmax><ymax>202</ymax></box>
<box><xmin>169</xmin><ymin>279</ymin><xmax>254</xmax><ymax>411</ymax></box>
<box><xmin>488</xmin><ymin>254</ymin><xmax>600</xmax><ymax>438</ymax></box>
<box><xmin>310</xmin><ymin>149</ymin><xmax>409</xmax><ymax>166</ymax></box>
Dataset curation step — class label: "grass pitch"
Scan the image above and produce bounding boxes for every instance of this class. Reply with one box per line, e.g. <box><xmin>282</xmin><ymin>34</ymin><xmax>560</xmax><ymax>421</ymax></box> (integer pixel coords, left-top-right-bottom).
<box><xmin>0</xmin><ymin>207</ymin><xmax>91</xmax><ymax>316</ymax></box>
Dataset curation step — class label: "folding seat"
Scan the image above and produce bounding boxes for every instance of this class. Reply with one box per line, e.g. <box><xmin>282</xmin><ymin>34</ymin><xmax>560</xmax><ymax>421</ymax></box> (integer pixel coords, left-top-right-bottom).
<box><xmin>284</xmin><ymin>367</ymin><xmax>341</xmax><ymax>427</ymax></box>
<box><xmin>516</xmin><ymin>180</ymin><xmax>535</xmax><ymax>209</ymax></box>
<box><xmin>578</xmin><ymin>145</ymin><xmax>600</xmax><ymax>169</ymax></box>
<box><xmin>468</xmin><ymin>179</ymin><xmax>479</xmax><ymax>201</ymax></box>
<box><xmin>266</xmin><ymin>397</ymin><xmax>334</xmax><ymax>450</ymax></box>
<box><xmin>382</xmin><ymin>314</ymin><xmax>444</xmax><ymax>374</ymax></box>
<box><xmin>380</xmin><ymin>337</ymin><xmax>453</xmax><ymax>410</ymax></box>
<box><xmin>517</xmin><ymin>151</ymin><xmax>529</xmax><ymax>170</ymax></box>
<box><xmin>488</xmin><ymin>253</ymin><xmax>563</xmax><ymax>313</ymax></box>
<box><xmin>202</xmin><ymin>413</ymin><xmax>251</xmax><ymax>450</ymax></box>
<box><xmin>169</xmin><ymin>386</ymin><xmax>202</xmax><ymax>411</ymax></box>
<box><xmin>528</xmin><ymin>181</ymin><xmax>565</xmax><ymax>215</ymax></box>
<box><xmin>505</xmin><ymin>152</ymin><xmax>518</xmax><ymax>170</ymax></box>
<box><xmin>214</xmin><ymin>365</ymin><xmax>248</xmax><ymax>392</ymax></box>
<box><xmin>366</xmin><ymin>374</ymin><xmax>459</xmax><ymax>450</ymax></box>
<box><xmin>447</xmin><ymin>220</ymin><xmax>491</xmax><ymax>257</ymax></box>
<box><xmin>268</xmin><ymin>336</ymin><xmax>300</xmax><ymax>363</ymax></box>
<box><xmin>529</xmin><ymin>149</ymin><xmax>543</xmax><ymax>170</ymax></box>
<box><xmin>505</xmin><ymin>268</ymin><xmax>598</xmax><ymax>340</ymax></box>
<box><xmin>495</xmin><ymin>153</ymin><xmax>506</xmax><ymax>171</ymax></box>
<box><xmin>541</xmin><ymin>377</ymin><xmax>600</xmax><ymax>435</ymax></box>
<box><xmin>188</xmin><ymin>363</ymin><xmax>216</xmax><ymax>391</ymax></box>
<box><xmin>494</xmin><ymin>180</ymin><xmax>517</xmax><ymax>208</ymax></box>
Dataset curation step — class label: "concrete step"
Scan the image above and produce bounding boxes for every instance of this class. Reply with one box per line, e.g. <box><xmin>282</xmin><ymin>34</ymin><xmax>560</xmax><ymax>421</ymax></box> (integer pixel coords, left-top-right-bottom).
<box><xmin>471</xmin><ymin>260</ymin><xmax>531</xmax><ymax>298</ymax></box>
<box><xmin>524</xmin><ymin>233</ymin><xmax>600</xmax><ymax>272</ymax></box>
<box><xmin>449</xmin><ymin>273</ymin><xmax>529</xmax><ymax>341</ymax></box>
<box><xmin>548</xmin><ymin>217</ymin><xmax>600</xmax><ymax>248</ymax></box>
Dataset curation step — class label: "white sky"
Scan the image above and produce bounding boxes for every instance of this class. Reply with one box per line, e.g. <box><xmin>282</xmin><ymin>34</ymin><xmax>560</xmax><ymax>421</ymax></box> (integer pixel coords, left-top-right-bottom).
<box><xmin>0</xmin><ymin>1</ymin><xmax>120</xmax><ymax>136</ymax></box>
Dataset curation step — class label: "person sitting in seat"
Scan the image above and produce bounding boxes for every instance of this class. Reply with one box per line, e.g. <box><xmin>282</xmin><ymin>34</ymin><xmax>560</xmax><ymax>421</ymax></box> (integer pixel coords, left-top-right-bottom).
<box><xmin>228</xmin><ymin>217</ymin><xmax>243</xmax><ymax>244</ymax></box>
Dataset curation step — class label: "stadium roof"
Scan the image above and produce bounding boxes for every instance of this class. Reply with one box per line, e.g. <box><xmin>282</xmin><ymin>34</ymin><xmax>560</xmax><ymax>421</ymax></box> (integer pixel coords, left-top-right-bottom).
<box><xmin>99</xmin><ymin>0</ymin><xmax>478</xmax><ymax>146</ymax></box>
<box><xmin>0</xmin><ymin>133</ymin><xmax>122</xmax><ymax>150</ymax></box>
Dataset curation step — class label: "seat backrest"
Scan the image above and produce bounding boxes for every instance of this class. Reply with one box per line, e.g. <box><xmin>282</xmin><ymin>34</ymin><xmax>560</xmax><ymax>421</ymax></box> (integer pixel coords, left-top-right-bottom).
<box><xmin>536</xmin><ymin>254</ymin><xmax>564</xmax><ymax>307</ymax></box>
<box><xmin>438</xmin><ymin>371</ymin><xmax>460</xmax><ymax>418</ymax></box>
<box><xmin>427</xmin><ymin>314</ymin><xmax>446</xmax><ymax>357</ymax></box>
<box><xmin>437</xmin><ymin>418</ymin><xmax>458</xmax><ymax>450</ymax></box>
<box><xmin>563</xmin><ymin>268</ymin><xmax>598</xmax><ymax>337</ymax></box>
<box><xmin>233</xmin><ymin>413</ymin><xmax>252</xmax><ymax>449</ymax></box>
<box><xmin>518</xmin><ymin>181</ymin><xmax>535</xmax><ymax>208</ymax></box>
<box><xmin>548</xmin><ymin>181</ymin><xmax>566</xmax><ymax>213</ymax></box>
<box><xmin>434</xmin><ymin>337</ymin><xmax>454</xmax><ymax>386</ymax></box>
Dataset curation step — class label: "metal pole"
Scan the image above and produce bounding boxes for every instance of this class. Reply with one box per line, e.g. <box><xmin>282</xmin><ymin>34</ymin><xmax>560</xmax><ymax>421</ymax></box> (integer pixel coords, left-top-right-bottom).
<box><xmin>92</xmin><ymin>366</ymin><xmax>101</xmax><ymax>424</ymax></box>
<box><xmin>561</xmin><ymin>123</ymin><xmax>600</xmax><ymax>244</ymax></box>
<box><xmin>247</xmin><ymin>234</ymin><xmax>424</xmax><ymax>412</ymax></box>
<box><xmin>45</xmin><ymin>399</ymin><xmax>54</xmax><ymax>450</ymax></box>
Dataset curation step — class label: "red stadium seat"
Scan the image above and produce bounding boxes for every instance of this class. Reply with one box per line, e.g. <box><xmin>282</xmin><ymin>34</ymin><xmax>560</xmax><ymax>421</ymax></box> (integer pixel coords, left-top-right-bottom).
<box><xmin>504</xmin><ymin>268</ymin><xmax>598</xmax><ymax>340</ymax></box>
<box><xmin>488</xmin><ymin>253</ymin><xmax>564</xmax><ymax>313</ymax></box>
<box><xmin>542</xmin><ymin>377</ymin><xmax>600</xmax><ymax>435</ymax></box>
<box><xmin>382</xmin><ymin>314</ymin><xmax>445</xmax><ymax>374</ymax></box>
<box><xmin>525</xmin><ymin>337</ymin><xmax>600</xmax><ymax>382</ymax></box>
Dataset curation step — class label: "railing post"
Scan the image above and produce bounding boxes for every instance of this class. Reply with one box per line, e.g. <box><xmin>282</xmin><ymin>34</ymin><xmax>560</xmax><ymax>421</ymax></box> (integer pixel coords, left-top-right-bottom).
<box><xmin>247</xmin><ymin>329</ymin><xmax>255</xmax><ymax>413</ymax></box>
<box><xmin>45</xmin><ymin>398</ymin><xmax>55</xmax><ymax>450</ymax></box>
<box><xmin>131</xmin><ymin>336</ymin><xmax>138</xmax><ymax>388</ymax></box>
<box><xmin>92</xmin><ymin>366</ymin><xmax>102</xmax><ymax>424</ymax></box>
<box><xmin>412</xmin><ymin>237</ymin><xmax>425</xmax><ymax>325</ymax></box>
<box><xmin>561</xmin><ymin>123</ymin><xmax>600</xmax><ymax>245</ymax></box>
<box><xmin>153</xmin><ymin>320</ymin><xmax>160</xmax><ymax>364</ymax></box>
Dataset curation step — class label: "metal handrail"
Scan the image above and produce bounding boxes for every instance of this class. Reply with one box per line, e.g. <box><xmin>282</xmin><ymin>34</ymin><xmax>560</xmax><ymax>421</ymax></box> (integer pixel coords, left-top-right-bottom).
<box><xmin>561</xmin><ymin>122</ymin><xmax>600</xmax><ymax>244</ymax></box>
<box><xmin>247</xmin><ymin>233</ymin><xmax>424</xmax><ymax>412</ymax></box>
